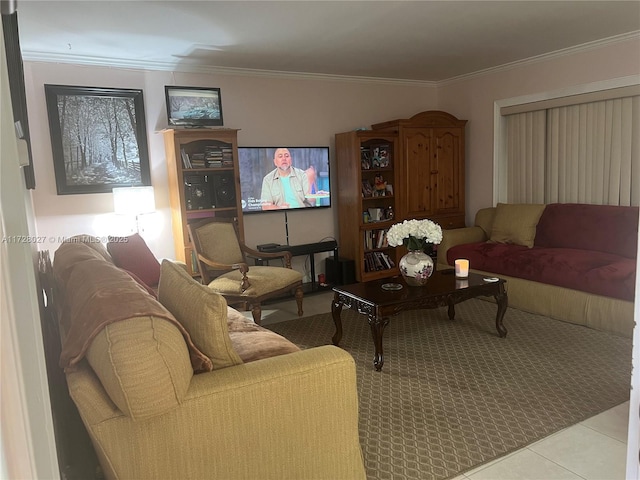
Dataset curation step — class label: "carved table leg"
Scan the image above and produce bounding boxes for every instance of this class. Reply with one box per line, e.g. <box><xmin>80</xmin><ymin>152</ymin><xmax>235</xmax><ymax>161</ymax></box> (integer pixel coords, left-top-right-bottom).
<box><xmin>447</xmin><ymin>296</ymin><xmax>456</xmax><ymax>320</ymax></box>
<box><xmin>331</xmin><ymin>295</ymin><xmax>344</xmax><ymax>346</ymax></box>
<box><xmin>368</xmin><ymin>314</ymin><xmax>390</xmax><ymax>371</ymax></box>
<box><xmin>494</xmin><ymin>284</ymin><xmax>508</xmax><ymax>337</ymax></box>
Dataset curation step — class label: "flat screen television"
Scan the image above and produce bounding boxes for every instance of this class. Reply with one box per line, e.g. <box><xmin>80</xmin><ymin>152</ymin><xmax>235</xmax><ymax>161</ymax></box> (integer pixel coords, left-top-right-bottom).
<box><xmin>164</xmin><ymin>86</ymin><xmax>223</xmax><ymax>127</ymax></box>
<box><xmin>238</xmin><ymin>147</ymin><xmax>331</xmax><ymax>213</ymax></box>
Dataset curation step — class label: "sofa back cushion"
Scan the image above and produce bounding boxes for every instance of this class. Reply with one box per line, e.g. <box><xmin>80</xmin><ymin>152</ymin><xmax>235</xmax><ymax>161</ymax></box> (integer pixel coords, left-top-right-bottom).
<box><xmin>535</xmin><ymin>203</ymin><xmax>639</xmax><ymax>259</ymax></box>
<box><xmin>489</xmin><ymin>203</ymin><xmax>546</xmax><ymax>248</ymax></box>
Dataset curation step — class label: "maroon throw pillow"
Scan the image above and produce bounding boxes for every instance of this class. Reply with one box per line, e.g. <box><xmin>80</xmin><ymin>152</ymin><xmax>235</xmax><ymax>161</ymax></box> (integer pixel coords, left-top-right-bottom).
<box><xmin>107</xmin><ymin>234</ymin><xmax>161</xmax><ymax>288</ymax></box>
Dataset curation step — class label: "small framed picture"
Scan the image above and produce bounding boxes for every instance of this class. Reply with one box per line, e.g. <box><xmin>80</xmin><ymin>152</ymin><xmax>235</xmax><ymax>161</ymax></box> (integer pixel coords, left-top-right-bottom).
<box><xmin>362</xmin><ymin>179</ymin><xmax>373</xmax><ymax>197</ymax></box>
<box><xmin>361</xmin><ymin>148</ymin><xmax>371</xmax><ymax>170</ymax></box>
<box><xmin>165</xmin><ymin>86</ymin><xmax>223</xmax><ymax>127</ymax></box>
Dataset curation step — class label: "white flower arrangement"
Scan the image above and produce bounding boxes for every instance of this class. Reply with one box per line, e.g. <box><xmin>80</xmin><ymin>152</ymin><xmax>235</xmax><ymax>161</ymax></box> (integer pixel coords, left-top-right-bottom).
<box><xmin>387</xmin><ymin>219</ymin><xmax>443</xmax><ymax>250</ymax></box>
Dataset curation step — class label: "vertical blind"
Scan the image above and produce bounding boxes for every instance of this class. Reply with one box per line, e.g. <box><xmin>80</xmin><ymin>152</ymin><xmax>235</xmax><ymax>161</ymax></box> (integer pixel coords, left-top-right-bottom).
<box><xmin>504</xmin><ymin>95</ymin><xmax>639</xmax><ymax>206</ymax></box>
<box><xmin>505</xmin><ymin>111</ymin><xmax>545</xmax><ymax>203</ymax></box>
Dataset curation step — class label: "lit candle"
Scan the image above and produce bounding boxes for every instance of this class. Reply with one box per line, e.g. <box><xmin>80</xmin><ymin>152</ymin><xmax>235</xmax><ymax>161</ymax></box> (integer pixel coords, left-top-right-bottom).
<box><xmin>455</xmin><ymin>259</ymin><xmax>469</xmax><ymax>278</ymax></box>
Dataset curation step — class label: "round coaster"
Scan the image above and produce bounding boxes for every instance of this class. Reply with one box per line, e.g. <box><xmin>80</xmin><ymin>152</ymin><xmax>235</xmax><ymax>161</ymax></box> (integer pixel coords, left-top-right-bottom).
<box><xmin>381</xmin><ymin>283</ymin><xmax>403</xmax><ymax>291</ymax></box>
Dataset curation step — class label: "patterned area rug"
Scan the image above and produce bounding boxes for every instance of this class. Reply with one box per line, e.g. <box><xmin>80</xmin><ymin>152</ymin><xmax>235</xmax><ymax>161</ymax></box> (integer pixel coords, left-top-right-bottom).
<box><xmin>267</xmin><ymin>299</ymin><xmax>632</xmax><ymax>480</ymax></box>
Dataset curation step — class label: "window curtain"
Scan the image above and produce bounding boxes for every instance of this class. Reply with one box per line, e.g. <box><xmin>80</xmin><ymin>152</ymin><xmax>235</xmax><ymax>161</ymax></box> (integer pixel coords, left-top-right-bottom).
<box><xmin>504</xmin><ymin>95</ymin><xmax>639</xmax><ymax>207</ymax></box>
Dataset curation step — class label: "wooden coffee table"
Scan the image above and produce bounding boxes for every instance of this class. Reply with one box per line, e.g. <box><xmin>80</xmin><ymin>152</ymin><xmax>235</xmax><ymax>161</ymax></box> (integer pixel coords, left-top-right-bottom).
<box><xmin>331</xmin><ymin>270</ymin><xmax>508</xmax><ymax>371</ymax></box>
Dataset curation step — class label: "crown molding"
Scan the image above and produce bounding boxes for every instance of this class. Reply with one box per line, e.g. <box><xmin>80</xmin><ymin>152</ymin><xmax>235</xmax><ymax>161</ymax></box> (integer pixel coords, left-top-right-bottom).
<box><xmin>22</xmin><ymin>30</ymin><xmax>639</xmax><ymax>88</ymax></box>
<box><xmin>21</xmin><ymin>51</ymin><xmax>437</xmax><ymax>87</ymax></box>
<box><xmin>439</xmin><ymin>31</ymin><xmax>640</xmax><ymax>87</ymax></box>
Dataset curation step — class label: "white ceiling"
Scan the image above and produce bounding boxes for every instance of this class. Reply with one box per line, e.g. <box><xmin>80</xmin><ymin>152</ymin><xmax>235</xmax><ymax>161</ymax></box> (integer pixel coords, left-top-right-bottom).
<box><xmin>15</xmin><ymin>0</ymin><xmax>640</xmax><ymax>83</ymax></box>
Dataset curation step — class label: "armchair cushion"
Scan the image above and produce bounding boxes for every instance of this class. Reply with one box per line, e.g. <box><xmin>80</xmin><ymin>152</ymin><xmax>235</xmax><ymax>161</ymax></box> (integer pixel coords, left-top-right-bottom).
<box><xmin>158</xmin><ymin>260</ymin><xmax>243</xmax><ymax>370</ymax></box>
<box><xmin>208</xmin><ymin>265</ymin><xmax>303</xmax><ymax>295</ymax></box>
<box><xmin>489</xmin><ymin>203</ymin><xmax>546</xmax><ymax>248</ymax></box>
<box><xmin>107</xmin><ymin>233</ymin><xmax>161</xmax><ymax>288</ymax></box>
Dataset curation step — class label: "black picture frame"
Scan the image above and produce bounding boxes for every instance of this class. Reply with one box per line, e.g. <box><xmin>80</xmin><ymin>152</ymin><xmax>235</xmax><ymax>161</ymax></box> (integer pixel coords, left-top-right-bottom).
<box><xmin>165</xmin><ymin>86</ymin><xmax>223</xmax><ymax>127</ymax></box>
<box><xmin>44</xmin><ymin>85</ymin><xmax>151</xmax><ymax>195</ymax></box>
<box><xmin>2</xmin><ymin>11</ymin><xmax>35</xmax><ymax>189</ymax></box>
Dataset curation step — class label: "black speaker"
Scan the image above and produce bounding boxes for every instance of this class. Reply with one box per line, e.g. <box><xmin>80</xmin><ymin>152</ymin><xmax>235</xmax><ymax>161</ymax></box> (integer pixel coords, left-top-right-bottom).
<box><xmin>212</xmin><ymin>173</ymin><xmax>236</xmax><ymax>208</ymax></box>
<box><xmin>184</xmin><ymin>174</ymin><xmax>213</xmax><ymax>210</ymax></box>
<box><xmin>325</xmin><ymin>257</ymin><xmax>356</xmax><ymax>286</ymax></box>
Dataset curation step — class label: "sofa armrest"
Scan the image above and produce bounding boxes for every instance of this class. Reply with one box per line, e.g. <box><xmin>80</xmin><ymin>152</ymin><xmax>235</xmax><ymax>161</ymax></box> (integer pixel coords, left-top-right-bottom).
<box><xmin>437</xmin><ymin>226</ymin><xmax>488</xmax><ymax>269</ymax></box>
<box><xmin>67</xmin><ymin>345</ymin><xmax>366</xmax><ymax>480</ymax></box>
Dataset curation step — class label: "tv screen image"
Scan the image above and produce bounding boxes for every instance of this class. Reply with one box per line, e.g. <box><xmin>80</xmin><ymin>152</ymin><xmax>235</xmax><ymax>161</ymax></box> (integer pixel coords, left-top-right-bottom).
<box><xmin>238</xmin><ymin>147</ymin><xmax>331</xmax><ymax>213</ymax></box>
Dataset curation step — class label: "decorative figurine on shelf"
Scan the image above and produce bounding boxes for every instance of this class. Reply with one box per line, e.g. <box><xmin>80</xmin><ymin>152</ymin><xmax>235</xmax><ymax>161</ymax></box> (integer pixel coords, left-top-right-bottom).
<box><xmin>378</xmin><ymin>147</ymin><xmax>390</xmax><ymax>168</ymax></box>
<box><xmin>374</xmin><ymin>174</ymin><xmax>387</xmax><ymax>196</ymax></box>
<box><xmin>386</xmin><ymin>205</ymin><xmax>394</xmax><ymax>220</ymax></box>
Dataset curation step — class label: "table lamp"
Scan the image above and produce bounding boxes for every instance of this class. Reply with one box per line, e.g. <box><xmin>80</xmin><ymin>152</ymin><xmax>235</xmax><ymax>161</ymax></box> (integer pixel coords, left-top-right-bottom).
<box><xmin>113</xmin><ymin>186</ymin><xmax>156</xmax><ymax>234</ymax></box>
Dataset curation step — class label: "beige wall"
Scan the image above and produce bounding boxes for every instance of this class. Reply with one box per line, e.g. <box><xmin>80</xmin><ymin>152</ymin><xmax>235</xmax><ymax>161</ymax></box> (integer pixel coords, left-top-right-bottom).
<box><xmin>437</xmin><ymin>36</ymin><xmax>640</xmax><ymax>225</ymax></box>
<box><xmin>26</xmin><ymin>35</ymin><xmax>640</xmax><ymax>275</ymax></box>
<box><xmin>1</xmin><ymin>24</ymin><xmax>58</xmax><ymax>478</ymax></box>
<box><xmin>25</xmin><ymin>62</ymin><xmax>436</xmax><ymax>277</ymax></box>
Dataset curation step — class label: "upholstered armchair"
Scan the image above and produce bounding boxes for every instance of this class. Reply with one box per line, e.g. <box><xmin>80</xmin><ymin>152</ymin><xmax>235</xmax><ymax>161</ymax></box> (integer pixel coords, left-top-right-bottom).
<box><xmin>188</xmin><ymin>217</ymin><xmax>304</xmax><ymax>324</ymax></box>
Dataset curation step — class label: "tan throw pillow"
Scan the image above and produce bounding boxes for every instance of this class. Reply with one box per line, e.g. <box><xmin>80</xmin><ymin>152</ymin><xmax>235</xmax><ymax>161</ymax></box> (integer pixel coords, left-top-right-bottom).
<box><xmin>158</xmin><ymin>260</ymin><xmax>243</xmax><ymax>369</ymax></box>
<box><xmin>489</xmin><ymin>203</ymin><xmax>546</xmax><ymax>248</ymax></box>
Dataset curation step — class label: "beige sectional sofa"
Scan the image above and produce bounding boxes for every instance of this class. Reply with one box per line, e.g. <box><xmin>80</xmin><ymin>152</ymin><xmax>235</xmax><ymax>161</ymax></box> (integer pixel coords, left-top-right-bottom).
<box><xmin>437</xmin><ymin>203</ymin><xmax>637</xmax><ymax>338</ymax></box>
<box><xmin>46</xmin><ymin>237</ymin><xmax>366</xmax><ymax>480</ymax></box>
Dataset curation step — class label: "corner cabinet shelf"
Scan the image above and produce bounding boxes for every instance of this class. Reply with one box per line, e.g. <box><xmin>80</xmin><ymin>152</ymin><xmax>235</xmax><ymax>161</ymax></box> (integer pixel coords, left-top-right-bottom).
<box><xmin>335</xmin><ymin>131</ymin><xmax>400</xmax><ymax>282</ymax></box>
<box><xmin>163</xmin><ymin>128</ymin><xmax>244</xmax><ymax>275</ymax></box>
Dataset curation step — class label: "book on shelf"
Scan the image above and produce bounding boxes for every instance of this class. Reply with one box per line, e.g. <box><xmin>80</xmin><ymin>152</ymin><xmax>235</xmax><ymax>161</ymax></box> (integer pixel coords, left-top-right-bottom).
<box><xmin>363</xmin><ymin>251</ymin><xmax>394</xmax><ymax>272</ymax></box>
<box><xmin>379</xmin><ymin>252</ymin><xmax>393</xmax><ymax>269</ymax></box>
<box><xmin>190</xmin><ymin>250</ymin><xmax>199</xmax><ymax>274</ymax></box>
<box><xmin>180</xmin><ymin>149</ymin><xmax>192</xmax><ymax>168</ymax></box>
<box><xmin>363</xmin><ymin>229</ymin><xmax>390</xmax><ymax>251</ymax></box>
<box><xmin>363</xmin><ymin>253</ymin><xmax>371</xmax><ymax>272</ymax></box>
<box><xmin>372</xmin><ymin>252</ymin><xmax>384</xmax><ymax>270</ymax></box>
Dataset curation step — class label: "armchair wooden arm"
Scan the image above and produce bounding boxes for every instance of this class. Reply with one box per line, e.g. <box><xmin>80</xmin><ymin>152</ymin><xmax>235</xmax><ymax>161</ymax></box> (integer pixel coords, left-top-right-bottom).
<box><xmin>196</xmin><ymin>254</ymin><xmax>251</xmax><ymax>291</ymax></box>
<box><xmin>195</xmin><ymin>254</ymin><xmax>249</xmax><ymax>274</ymax></box>
<box><xmin>240</xmin><ymin>243</ymin><xmax>293</xmax><ymax>268</ymax></box>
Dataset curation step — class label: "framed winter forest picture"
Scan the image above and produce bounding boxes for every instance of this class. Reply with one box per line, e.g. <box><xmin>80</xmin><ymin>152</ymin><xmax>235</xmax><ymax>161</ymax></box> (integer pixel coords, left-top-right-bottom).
<box><xmin>44</xmin><ymin>85</ymin><xmax>151</xmax><ymax>195</ymax></box>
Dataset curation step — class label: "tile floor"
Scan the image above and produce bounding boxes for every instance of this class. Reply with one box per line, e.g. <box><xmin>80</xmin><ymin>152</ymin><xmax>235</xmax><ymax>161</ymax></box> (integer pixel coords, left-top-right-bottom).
<box><xmin>255</xmin><ymin>291</ymin><xmax>630</xmax><ymax>480</ymax></box>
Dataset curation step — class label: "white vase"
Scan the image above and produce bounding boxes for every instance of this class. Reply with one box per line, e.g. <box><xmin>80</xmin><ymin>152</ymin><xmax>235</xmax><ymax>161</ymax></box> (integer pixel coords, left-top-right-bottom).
<box><xmin>399</xmin><ymin>250</ymin><xmax>434</xmax><ymax>286</ymax></box>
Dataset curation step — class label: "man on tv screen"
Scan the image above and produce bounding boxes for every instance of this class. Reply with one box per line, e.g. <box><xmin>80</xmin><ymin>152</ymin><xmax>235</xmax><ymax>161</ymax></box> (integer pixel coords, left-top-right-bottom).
<box><xmin>260</xmin><ymin>148</ymin><xmax>312</xmax><ymax>209</ymax></box>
